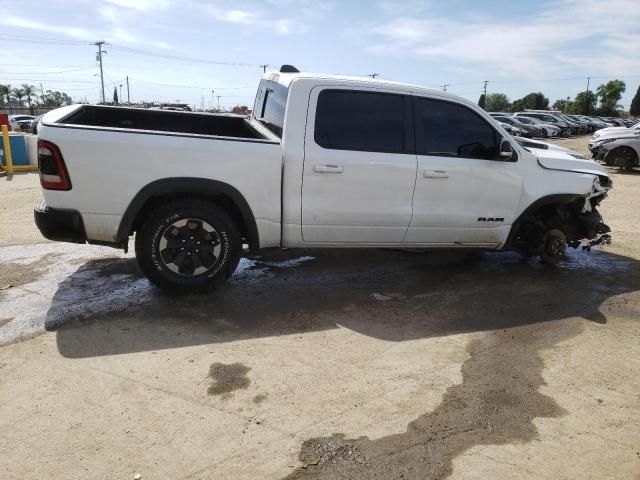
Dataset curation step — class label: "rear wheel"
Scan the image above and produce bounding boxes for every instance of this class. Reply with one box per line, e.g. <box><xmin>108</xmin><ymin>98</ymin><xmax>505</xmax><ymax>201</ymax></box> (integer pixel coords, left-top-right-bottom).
<box><xmin>135</xmin><ymin>199</ymin><xmax>242</xmax><ymax>293</ymax></box>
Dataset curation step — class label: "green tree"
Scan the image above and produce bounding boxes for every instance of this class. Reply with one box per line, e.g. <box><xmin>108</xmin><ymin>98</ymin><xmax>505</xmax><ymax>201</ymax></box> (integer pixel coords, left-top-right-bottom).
<box><xmin>629</xmin><ymin>84</ymin><xmax>640</xmax><ymax>117</ymax></box>
<box><xmin>484</xmin><ymin>93</ymin><xmax>510</xmax><ymax>112</ymax></box>
<box><xmin>552</xmin><ymin>98</ymin><xmax>573</xmax><ymax>113</ymax></box>
<box><xmin>510</xmin><ymin>92</ymin><xmax>549</xmax><ymax>112</ymax></box>
<box><xmin>11</xmin><ymin>87</ymin><xmax>25</xmax><ymax>106</ymax></box>
<box><xmin>510</xmin><ymin>99</ymin><xmax>525</xmax><ymax>112</ymax></box>
<box><xmin>596</xmin><ymin>79</ymin><xmax>626</xmax><ymax>116</ymax></box>
<box><xmin>41</xmin><ymin>90</ymin><xmax>73</xmax><ymax>107</ymax></box>
<box><xmin>522</xmin><ymin>92</ymin><xmax>549</xmax><ymax>110</ymax></box>
<box><xmin>0</xmin><ymin>84</ymin><xmax>9</xmax><ymax>106</ymax></box>
<box><xmin>21</xmin><ymin>84</ymin><xmax>38</xmax><ymax>115</ymax></box>
<box><xmin>478</xmin><ymin>93</ymin><xmax>486</xmax><ymax>109</ymax></box>
<box><xmin>570</xmin><ymin>91</ymin><xmax>597</xmax><ymax>115</ymax></box>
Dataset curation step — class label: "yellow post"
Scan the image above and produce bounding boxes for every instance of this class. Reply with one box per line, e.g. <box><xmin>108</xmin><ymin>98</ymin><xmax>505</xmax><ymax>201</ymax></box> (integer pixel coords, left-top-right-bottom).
<box><xmin>1</xmin><ymin>125</ymin><xmax>14</xmax><ymax>174</ymax></box>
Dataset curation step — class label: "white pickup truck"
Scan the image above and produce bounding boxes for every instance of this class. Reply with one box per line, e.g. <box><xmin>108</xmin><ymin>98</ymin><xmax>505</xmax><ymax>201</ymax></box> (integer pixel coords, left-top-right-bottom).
<box><xmin>35</xmin><ymin>65</ymin><xmax>612</xmax><ymax>292</ymax></box>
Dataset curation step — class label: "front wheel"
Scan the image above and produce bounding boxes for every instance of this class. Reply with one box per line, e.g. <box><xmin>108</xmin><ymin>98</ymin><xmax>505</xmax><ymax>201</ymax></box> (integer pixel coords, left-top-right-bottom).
<box><xmin>135</xmin><ymin>199</ymin><xmax>242</xmax><ymax>293</ymax></box>
<box><xmin>541</xmin><ymin>228</ymin><xmax>566</xmax><ymax>265</ymax></box>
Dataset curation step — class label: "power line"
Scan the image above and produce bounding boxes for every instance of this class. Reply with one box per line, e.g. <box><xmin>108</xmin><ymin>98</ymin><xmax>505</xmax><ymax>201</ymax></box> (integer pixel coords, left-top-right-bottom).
<box><xmin>109</xmin><ymin>44</ymin><xmax>265</xmax><ymax>68</ymax></box>
<box><xmin>0</xmin><ymin>67</ymin><xmax>96</xmax><ymax>75</ymax></box>
<box><xmin>0</xmin><ymin>63</ymin><xmax>94</xmax><ymax>68</ymax></box>
<box><xmin>0</xmin><ymin>34</ymin><xmax>90</xmax><ymax>45</ymax></box>
<box><xmin>0</xmin><ymin>77</ymin><xmax>100</xmax><ymax>84</ymax></box>
<box><xmin>128</xmin><ymin>77</ymin><xmax>255</xmax><ymax>90</ymax></box>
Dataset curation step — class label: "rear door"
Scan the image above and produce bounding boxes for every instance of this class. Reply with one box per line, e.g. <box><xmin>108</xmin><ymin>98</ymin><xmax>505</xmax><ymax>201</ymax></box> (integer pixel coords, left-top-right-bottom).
<box><xmin>301</xmin><ymin>87</ymin><xmax>417</xmax><ymax>243</ymax></box>
<box><xmin>406</xmin><ymin>95</ymin><xmax>523</xmax><ymax>245</ymax></box>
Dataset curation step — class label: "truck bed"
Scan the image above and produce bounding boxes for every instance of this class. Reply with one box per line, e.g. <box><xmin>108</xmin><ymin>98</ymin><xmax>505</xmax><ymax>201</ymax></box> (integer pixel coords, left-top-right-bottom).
<box><xmin>57</xmin><ymin>105</ymin><xmax>267</xmax><ymax>139</ymax></box>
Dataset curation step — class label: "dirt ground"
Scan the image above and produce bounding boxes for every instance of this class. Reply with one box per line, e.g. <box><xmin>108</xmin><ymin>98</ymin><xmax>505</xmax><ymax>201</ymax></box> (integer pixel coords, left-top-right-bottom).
<box><xmin>1</xmin><ymin>136</ymin><xmax>639</xmax><ymax>480</ymax></box>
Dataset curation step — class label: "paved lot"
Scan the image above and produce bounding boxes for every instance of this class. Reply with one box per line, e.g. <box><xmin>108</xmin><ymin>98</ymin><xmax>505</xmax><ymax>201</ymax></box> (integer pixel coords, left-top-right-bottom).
<box><xmin>1</xmin><ymin>136</ymin><xmax>639</xmax><ymax>479</ymax></box>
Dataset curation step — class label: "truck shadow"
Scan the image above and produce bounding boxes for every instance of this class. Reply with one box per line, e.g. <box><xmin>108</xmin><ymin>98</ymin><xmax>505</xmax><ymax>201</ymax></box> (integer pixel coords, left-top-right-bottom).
<box><xmin>48</xmin><ymin>248</ymin><xmax>639</xmax><ymax>359</ymax></box>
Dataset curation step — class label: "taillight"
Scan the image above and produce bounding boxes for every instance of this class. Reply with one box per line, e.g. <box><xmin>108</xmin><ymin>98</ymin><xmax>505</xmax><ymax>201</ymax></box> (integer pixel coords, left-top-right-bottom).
<box><xmin>38</xmin><ymin>140</ymin><xmax>71</xmax><ymax>190</ymax></box>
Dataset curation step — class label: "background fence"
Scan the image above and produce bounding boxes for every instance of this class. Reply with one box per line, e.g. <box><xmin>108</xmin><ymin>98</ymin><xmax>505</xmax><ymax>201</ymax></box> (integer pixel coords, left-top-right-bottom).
<box><xmin>0</xmin><ymin>106</ymin><xmax>57</xmax><ymax>116</ymax></box>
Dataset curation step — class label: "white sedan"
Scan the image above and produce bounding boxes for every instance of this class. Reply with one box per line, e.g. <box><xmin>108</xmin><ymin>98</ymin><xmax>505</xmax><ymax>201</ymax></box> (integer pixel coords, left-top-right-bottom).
<box><xmin>8</xmin><ymin>114</ymin><xmax>36</xmax><ymax>131</ymax></box>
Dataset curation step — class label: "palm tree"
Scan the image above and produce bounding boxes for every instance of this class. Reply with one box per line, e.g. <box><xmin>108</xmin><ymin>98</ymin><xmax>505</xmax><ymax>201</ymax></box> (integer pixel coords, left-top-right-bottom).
<box><xmin>0</xmin><ymin>84</ymin><xmax>9</xmax><ymax>106</ymax></box>
<box><xmin>21</xmin><ymin>84</ymin><xmax>38</xmax><ymax>115</ymax></box>
<box><xmin>11</xmin><ymin>87</ymin><xmax>25</xmax><ymax>108</ymax></box>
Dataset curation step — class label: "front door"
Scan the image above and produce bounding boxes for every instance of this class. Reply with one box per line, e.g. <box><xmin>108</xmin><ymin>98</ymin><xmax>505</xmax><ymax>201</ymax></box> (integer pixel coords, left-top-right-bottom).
<box><xmin>302</xmin><ymin>87</ymin><xmax>417</xmax><ymax>243</ymax></box>
<box><xmin>406</xmin><ymin>95</ymin><xmax>523</xmax><ymax>245</ymax></box>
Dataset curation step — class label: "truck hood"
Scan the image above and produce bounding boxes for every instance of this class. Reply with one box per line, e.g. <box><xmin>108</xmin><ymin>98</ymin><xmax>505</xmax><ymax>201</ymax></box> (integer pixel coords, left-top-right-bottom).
<box><xmin>535</xmin><ymin>148</ymin><xmax>607</xmax><ymax>177</ymax></box>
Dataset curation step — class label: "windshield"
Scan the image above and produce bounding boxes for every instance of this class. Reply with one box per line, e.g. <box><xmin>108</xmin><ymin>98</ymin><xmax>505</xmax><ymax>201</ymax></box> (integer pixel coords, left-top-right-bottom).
<box><xmin>252</xmin><ymin>79</ymin><xmax>289</xmax><ymax>138</ymax></box>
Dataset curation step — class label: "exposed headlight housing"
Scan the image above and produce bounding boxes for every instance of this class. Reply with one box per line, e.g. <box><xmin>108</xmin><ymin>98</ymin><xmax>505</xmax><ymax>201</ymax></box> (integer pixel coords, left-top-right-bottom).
<box><xmin>593</xmin><ymin>138</ymin><xmax>615</xmax><ymax>147</ymax></box>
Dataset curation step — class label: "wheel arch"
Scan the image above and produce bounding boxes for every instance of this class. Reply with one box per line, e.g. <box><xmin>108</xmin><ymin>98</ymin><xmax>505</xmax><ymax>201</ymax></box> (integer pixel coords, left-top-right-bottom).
<box><xmin>605</xmin><ymin>145</ymin><xmax>639</xmax><ymax>167</ymax></box>
<box><xmin>117</xmin><ymin>178</ymin><xmax>260</xmax><ymax>250</ymax></box>
<box><xmin>504</xmin><ymin>193</ymin><xmax>584</xmax><ymax>249</ymax></box>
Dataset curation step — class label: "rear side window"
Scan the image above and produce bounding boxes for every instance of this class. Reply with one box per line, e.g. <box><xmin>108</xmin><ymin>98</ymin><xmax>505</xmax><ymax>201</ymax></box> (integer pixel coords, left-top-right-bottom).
<box><xmin>414</xmin><ymin>97</ymin><xmax>499</xmax><ymax>160</ymax></box>
<box><xmin>253</xmin><ymin>79</ymin><xmax>288</xmax><ymax>138</ymax></box>
<box><xmin>315</xmin><ymin>90</ymin><xmax>406</xmax><ymax>154</ymax></box>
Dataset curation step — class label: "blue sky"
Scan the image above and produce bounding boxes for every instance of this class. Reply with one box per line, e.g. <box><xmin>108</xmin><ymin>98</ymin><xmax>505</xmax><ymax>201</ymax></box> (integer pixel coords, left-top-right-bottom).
<box><xmin>1</xmin><ymin>0</ymin><xmax>639</xmax><ymax>110</ymax></box>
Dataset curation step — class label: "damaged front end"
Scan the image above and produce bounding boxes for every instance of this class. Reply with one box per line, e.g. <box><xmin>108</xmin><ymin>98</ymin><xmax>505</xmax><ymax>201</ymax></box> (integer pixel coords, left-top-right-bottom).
<box><xmin>511</xmin><ymin>175</ymin><xmax>613</xmax><ymax>263</ymax></box>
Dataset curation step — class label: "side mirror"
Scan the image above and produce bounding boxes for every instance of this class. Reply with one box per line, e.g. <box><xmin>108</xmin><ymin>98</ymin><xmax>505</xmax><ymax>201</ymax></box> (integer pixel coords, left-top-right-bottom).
<box><xmin>499</xmin><ymin>139</ymin><xmax>514</xmax><ymax>161</ymax></box>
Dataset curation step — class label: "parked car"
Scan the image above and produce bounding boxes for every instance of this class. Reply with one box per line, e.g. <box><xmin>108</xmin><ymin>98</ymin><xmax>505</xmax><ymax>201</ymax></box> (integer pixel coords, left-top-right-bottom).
<box><xmin>512</xmin><ymin>116</ymin><xmax>561</xmax><ymax>138</ymax></box>
<box><xmin>498</xmin><ymin>122</ymin><xmax>525</xmax><ymax>136</ymax></box>
<box><xmin>513</xmin><ymin>112</ymin><xmax>573</xmax><ymax>136</ymax></box>
<box><xmin>556</xmin><ymin>114</ymin><xmax>589</xmax><ymax>134</ymax></box>
<box><xmin>593</xmin><ymin>122</ymin><xmax>640</xmax><ymax>139</ymax></box>
<box><xmin>493</xmin><ymin>115</ymin><xmax>543</xmax><ymax>138</ymax></box>
<box><xmin>513</xmin><ymin>136</ymin><xmax>580</xmax><ymax>154</ymax></box>
<box><xmin>597</xmin><ymin>137</ymin><xmax>640</xmax><ymax>170</ymax></box>
<box><xmin>589</xmin><ymin>125</ymin><xmax>640</xmax><ymax>157</ymax></box>
<box><xmin>576</xmin><ymin>116</ymin><xmax>609</xmax><ymax>130</ymax></box>
<box><xmin>22</xmin><ymin>114</ymin><xmax>44</xmax><ymax>134</ymax></box>
<box><xmin>8</xmin><ymin>114</ymin><xmax>35</xmax><ymax>131</ymax></box>
<box><xmin>34</xmin><ymin>66</ymin><xmax>613</xmax><ymax>291</ymax></box>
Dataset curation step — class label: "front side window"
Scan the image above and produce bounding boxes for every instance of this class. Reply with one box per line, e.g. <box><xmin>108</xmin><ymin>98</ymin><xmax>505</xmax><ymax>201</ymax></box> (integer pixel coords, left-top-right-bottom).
<box><xmin>414</xmin><ymin>97</ymin><xmax>499</xmax><ymax>160</ymax></box>
<box><xmin>314</xmin><ymin>90</ymin><xmax>406</xmax><ymax>154</ymax></box>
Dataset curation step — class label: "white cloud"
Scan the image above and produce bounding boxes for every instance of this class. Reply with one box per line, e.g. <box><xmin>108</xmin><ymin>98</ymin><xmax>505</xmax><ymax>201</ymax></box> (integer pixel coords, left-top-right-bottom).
<box><xmin>366</xmin><ymin>0</ymin><xmax>640</xmax><ymax>79</ymax></box>
<box><xmin>103</xmin><ymin>0</ymin><xmax>172</xmax><ymax>11</ymax></box>
<box><xmin>0</xmin><ymin>15</ymin><xmax>92</xmax><ymax>40</ymax></box>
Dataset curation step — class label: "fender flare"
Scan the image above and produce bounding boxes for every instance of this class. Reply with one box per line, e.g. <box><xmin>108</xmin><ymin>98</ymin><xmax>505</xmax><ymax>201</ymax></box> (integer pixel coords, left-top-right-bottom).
<box><xmin>504</xmin><ymin>193</ymin><xmax>583</xmax><ymax>249</ymax></box>
<box><xmin>116</xmin><ymin>177</ymin><xmax>260</xmax><ymax>250</ymax></box>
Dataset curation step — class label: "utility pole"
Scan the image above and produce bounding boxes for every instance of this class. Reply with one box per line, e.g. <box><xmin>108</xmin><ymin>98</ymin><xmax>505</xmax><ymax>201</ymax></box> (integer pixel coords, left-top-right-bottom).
<box><xmin>440</xmin><ymin>84</ymin><xmax>449</xmax><ymax>92</ymax></box>
<box><xmin>217</xmin><ymin>95</ymin><xmax>221</xmax><ymax>110</ymax></box>
<box><xmin>586</xmin><ymin>76</ymin><xmax>591</xmax><ymax>115</ymax></box>
<box><xmin>260</xmin><ymin>64</ymin><xmax>269</xmax><ymax>73</ymax></box>
<box><xmin>94</xmin><ymin>41</ymin><xmax>107</xmax><ymax>104</ymax></box>
<box><xmin>483</xmin><ymin>80</ymin><xmax>489</xmax><ymax>98</ymax></box>
<box><xmin>39</xmin><ymin>82</ymin><xmax>45</xmax><ymax>105</ymax></box>
<box><xmin>126</xmin><ymin>76</ymin><xmax>130</xmax><ymax>106</ymax></box>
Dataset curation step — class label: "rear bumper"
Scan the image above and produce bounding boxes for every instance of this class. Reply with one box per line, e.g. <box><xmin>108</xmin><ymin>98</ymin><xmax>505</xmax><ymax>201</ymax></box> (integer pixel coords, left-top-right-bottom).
<box><xmin>34</xmin><ymin>202</ymin><xmax>87</xmax><ymax>244</ymax></box>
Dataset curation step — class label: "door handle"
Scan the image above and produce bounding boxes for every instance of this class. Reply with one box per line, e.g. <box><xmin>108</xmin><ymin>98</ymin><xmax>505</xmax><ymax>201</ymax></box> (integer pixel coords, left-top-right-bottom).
<box><xmin>423</xmin><ymin>170</ymin><xmax>449</xmax><ymax>178</ymax></box>
<box><xmin>313</xmin><ymin>164</ymin><xmax>344</xmax><ymax>174</ymax></box>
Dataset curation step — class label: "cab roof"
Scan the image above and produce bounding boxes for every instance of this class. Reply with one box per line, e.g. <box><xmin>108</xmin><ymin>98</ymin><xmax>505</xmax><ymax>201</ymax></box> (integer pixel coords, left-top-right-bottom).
<box><xmin>262</xmin><ymin>69</ymin><xmax>443</xmax><ymax>96</ymax></box>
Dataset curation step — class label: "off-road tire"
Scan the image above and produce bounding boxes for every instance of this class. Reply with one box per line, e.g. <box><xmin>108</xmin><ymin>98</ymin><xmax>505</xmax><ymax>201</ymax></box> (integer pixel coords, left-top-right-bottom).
<box><xmin>135</xmin><ymin>199</ymin><xmax>242</xmax><ymax>293</ymax></box>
